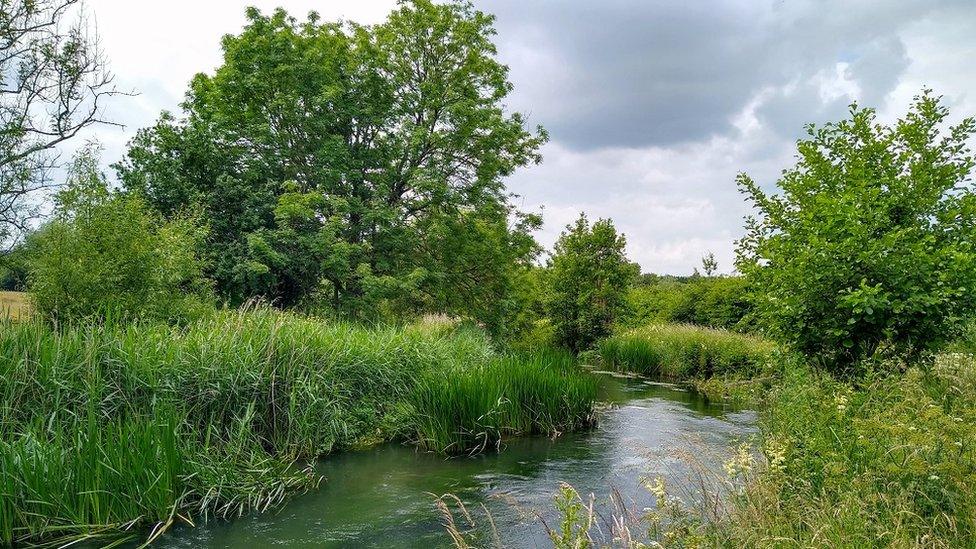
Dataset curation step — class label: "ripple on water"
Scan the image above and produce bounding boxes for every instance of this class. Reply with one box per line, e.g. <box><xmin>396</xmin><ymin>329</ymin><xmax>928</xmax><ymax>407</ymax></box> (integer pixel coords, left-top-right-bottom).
<box><xmin>143</xmin><ymin>374</ymin><xmax>757</xmax><ymax>549</ymax></box>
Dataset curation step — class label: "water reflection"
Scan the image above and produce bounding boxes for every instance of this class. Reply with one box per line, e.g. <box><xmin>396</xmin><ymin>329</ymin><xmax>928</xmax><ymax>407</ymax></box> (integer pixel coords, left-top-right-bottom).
<box><xmin>152</xmin><ymin>375</ymin><xmax>756</xmax><ymax>548</ymax></box>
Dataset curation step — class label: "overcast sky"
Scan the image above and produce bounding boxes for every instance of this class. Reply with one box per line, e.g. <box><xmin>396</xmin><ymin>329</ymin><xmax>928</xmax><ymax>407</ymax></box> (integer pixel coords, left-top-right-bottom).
<box><xmin>84</xmin><ymin>0</ymin><xmax>976</xmax><ymax>274</ymax></box>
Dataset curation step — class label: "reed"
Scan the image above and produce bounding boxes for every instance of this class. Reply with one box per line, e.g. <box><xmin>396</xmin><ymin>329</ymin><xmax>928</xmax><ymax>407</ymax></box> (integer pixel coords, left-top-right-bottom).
<box><xmin>410</xmin><ymin>350</ymin><xmax>598</xmax><ymax>454</ymax></box>
<box><xmin>599</xmin><ymin>323</ymin><xmax>775</xmax><ymax>378</ymax></box>
<box><xmin>0</xmin><ymin>306</ymin><xmax>596</xmax><ymax>545</ymax></box>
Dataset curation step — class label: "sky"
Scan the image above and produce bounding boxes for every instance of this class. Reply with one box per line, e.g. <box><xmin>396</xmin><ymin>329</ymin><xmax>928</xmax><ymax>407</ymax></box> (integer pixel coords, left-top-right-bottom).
<box><xmin>82</xmin><ymin>0</ymin><xmax>976</xmax><ymax>275</ymax></box>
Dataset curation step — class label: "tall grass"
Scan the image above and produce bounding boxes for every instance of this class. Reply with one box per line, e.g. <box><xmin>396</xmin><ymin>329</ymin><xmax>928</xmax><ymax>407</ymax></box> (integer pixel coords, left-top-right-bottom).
<box><xmin>410</xmin><ymin>350</ymin><xmax>598</xmax><ymax>454</ymax></box>
<box><xmin>717</xmin><ymin>354</ymin><xmax>976</xmax><ymax>546</ymax></box>
<box><xmin>599</xmin><ymin>323</ymin><xmax>775</xmax><ymax>378</ymax></box>
<box><xmin>0</xmin><ymin>306</ymin><xmax>596</xmax><ymax>545</ymax></box>
<box><xmin>524</xmin><ymin>353</ymin><xmax>976</xmax><ymax>548</ymax></box>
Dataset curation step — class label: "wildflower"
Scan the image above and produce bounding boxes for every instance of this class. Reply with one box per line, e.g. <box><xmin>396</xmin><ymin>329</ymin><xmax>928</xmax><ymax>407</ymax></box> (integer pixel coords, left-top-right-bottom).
<box><xmin>644</xmin><ymin>476</ymin><xmax>667</xmax><ymax>501</ymax></box>
<box><xmin>834</xmin><ymin>393</ymin><xmax>849</xmax><ymax>414</ymax></box>
<box><xmin>764</xmin><ymin>437</ymin><xmax>788</xmax><ymax>474</ymax></box>
<box><xmin>724</xmin><ymin>442</ymin><xmax>755</xmax><ymax>479</ymax></box>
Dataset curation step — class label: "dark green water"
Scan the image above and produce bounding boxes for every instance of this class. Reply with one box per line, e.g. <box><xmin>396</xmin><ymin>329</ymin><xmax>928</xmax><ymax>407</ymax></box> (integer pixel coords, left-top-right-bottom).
<box><xmin>151</xmin><ymin>375</ymin><xmax>756</xmax><ymax>548</ymax></box>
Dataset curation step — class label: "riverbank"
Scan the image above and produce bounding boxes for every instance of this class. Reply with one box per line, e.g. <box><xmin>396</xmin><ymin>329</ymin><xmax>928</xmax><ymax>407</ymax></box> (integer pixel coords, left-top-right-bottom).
<box><xmin>548</xmin><ymin>324</ymin><xmax>976</xmax><ymax>548</ymax></box>
<box><xmin>0</xmin><ymin>307</ymin><xmax>596</xmax><ymax>546</ymax></box>
<box><xmin>145</xmin><ymin>374</ymin><xmax>756</xmax><ymax>548</ymax></box>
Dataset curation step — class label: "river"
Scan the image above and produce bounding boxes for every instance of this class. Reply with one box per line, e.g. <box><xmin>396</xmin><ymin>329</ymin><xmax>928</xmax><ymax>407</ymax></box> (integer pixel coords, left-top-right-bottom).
<box><xmin>151</xmin><ymin>374</ymin><xmax>756</xmax><ymax>548</ymax></box>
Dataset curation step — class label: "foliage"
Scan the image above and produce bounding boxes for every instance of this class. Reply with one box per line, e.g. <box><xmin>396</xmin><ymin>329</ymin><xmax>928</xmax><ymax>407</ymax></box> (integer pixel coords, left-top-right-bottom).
<box><xmin>701</xmin><ymin>251</ymin><xmax>718</xmax><ymax>276</ymax></box>
<box><xmin>0</xmin><ymin>0</ymin><xmax>120</xmax><ymax>251</ymax></box>
<box><xmin>600</xmin><ymin>323</ymin><xmax>775</xmax><ymax>378</ymax></box>
<box><xmin>622</xmin><ymin>276</ymin><xmax>754</xmax><ymax>332</ymax></box>
<box><xmin>409</xmin><ymin>349</ymin><xmax>597</xmax><ymax>454</ymax></box>
<box><xmin>737</xmin><ymin>92</ymin><xmax>976</xmax><ymax>371</ymax></box>
<box><xmin>116</xmin><ymin>1</ymin><xmax>546</xmax><ymax>331</ymax></box>
<box><xmin>547</xmin><ymin>214</ymin><xmax>637</xmax><ymax>353</ymax></box>
<box><xmin>719</xmin><ymin>356</ymin><xmax>976</xmax><ymax>547</ymax></box>
<box><xmin>26</xmin><ymin>146</ymin><xmax>211</xmax><ymax>323</ymax></box>
<box><xmin>0</xmin><ymin>240</ymin><xmax>31</xmax><ymax>291</ymax></box>
<box><xmin>0</xmin><ymin>306</ymin><xmax>596</xmax><ymax>545</ymax></box>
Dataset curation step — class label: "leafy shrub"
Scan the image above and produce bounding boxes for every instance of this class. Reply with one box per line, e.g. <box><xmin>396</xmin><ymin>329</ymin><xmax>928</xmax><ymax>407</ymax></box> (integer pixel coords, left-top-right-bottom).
<box><xmin>622</xmin><ymin>276</ymin><xmax>754</xmax><ymax>332</ymax></box>
<box><xmin>27</xmin><ymin>147</ymin><xmax>211</xmax><ymax>323</ymax></box>
<box><xmin>737</xmin><ymin>92</ymin><xmax>976</xmax><ymax>371</ymax></box>
<box><xmin>547</xmin><ymin>214</ymin><xmax>637</xmax><ymax>353</ymax></box>
<box><xmin>600</xmin><ymin>323</ymin><xmax>775</xmax><ymax>378</ymax></box>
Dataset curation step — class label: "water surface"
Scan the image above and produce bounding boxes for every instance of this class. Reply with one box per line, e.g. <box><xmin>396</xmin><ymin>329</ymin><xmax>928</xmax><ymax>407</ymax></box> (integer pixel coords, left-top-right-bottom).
<box><xmin>154</xmin><ymin>375</ymin><xmax>756</xmax><ymax>548</ymax></box>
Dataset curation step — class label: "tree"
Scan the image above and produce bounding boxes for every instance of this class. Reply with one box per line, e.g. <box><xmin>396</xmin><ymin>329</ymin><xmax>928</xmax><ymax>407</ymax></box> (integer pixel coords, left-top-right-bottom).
<box><xmin>1</xmin><ymin>0</ymin><xmax>120</xmax><ymax>251</ymax></box>
<box><xmin>547</xmin><ymin>214</ymin><xmax>637</xmax><ymax>353</ymax></box>
<box><xmin>28</xmin><ymin>145</ymin><xmax>210</xmax><ymax>323</ymax></box>
<box><xmin>736</xmin><ymin>91</ymin><xmax>976</xmax><ymax>371</ymax></box>
<box><xmin>116</xmin><ymin>2</ymin><xmax>545</xmax><ymax>328</ymax></box>
<box><xmin>701</xmin><ymin>251</ymin><xmax>718</xmax><ymax>276</ymax></box>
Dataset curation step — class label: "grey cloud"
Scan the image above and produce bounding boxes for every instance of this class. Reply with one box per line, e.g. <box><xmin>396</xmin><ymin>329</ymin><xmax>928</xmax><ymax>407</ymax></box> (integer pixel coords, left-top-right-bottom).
<box><xmin>480</xmin><ymin>0</ymin><xmax>964</xmax><ymax>151</ymax></box>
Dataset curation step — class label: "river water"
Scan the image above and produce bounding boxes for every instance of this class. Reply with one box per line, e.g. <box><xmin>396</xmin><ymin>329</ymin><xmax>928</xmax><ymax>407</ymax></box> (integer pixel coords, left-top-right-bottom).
<box><xmin>152</xmin><ymin>374</ymin><xmax>756</xmax><ymax>548</ymax></box>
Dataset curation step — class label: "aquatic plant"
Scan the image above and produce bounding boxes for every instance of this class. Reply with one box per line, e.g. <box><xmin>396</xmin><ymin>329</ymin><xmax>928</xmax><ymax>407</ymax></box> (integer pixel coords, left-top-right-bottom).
<box><xmin>410</xmin><ymin>350</ymin><xmax>598</xmax><ymax>454</ymax></box>
<box><xmin>599</xmin><ymin>323</ymin><xmax>775</xmax><ymax>378</ymax></box>
<box><xmin>0</xmin><ymin>307</ymin><xmax>596</xmax><ymax>545</ymax></box>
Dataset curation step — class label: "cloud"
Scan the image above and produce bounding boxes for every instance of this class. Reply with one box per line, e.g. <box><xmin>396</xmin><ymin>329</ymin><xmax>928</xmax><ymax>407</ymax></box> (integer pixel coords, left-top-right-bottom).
<box><xmin>70</xmin><ymin>0</ymin><xmax>976</xmax><ymax>274</ymax></box>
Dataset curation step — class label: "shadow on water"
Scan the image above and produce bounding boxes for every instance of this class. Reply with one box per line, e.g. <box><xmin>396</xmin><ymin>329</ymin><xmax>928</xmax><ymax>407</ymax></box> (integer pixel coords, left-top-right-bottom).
<box><xmin>148</xmin><ymin>374</ymin><xmax>757</xmax><ymax>548</ymax></box>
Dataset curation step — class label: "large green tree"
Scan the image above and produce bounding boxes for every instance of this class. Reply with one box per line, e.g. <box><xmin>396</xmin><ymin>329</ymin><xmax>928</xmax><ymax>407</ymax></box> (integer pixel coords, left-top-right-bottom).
<box><xmin>736</xmin><ymin>92</ymin><xmax>976</xmax><ymax>370</ymax></box>
<box><xmin>116</xmin><ymin>1</ymin><xmax>545</xmax><ymax>331</ymax></box>
<box><xmin>547</xmin><ymin>214</ymin><xmax>637</xmax><ymax>353</ymax></box>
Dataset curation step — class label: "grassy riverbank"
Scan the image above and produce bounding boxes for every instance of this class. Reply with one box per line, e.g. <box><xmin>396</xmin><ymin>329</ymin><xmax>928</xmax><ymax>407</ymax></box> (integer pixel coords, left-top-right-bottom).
<box><xmin>599</xmin><ymin>323</ymin><xmax>775</xmax><ymax>378</ymax></box>
<box><xmin>538</xmin><ymin>328</ymin><xmax>976</xmax><ymax>548</ymax></box>
<box><xmin>717</xmin><ymin>354</ymin><xmax>976</xmax><ymax>547</ymax></box>
<box><xmin>0</xmin><ymin>307</ymin><xmax>597</xmax><ymax>546</ymax></box>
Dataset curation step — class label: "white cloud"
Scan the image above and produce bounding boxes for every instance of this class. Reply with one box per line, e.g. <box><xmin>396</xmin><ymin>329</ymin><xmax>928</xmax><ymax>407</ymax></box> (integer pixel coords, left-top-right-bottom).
<box><xmin>71</xmin><ymin>0</ymin><xmax>976</xmax><ymax>275</ymax></box>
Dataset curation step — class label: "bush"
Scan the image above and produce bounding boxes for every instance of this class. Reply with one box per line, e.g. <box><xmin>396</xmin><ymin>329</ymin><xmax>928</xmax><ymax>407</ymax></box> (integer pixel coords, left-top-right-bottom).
<box><xmin>622</xmin><ymin>276</ymin><xmax>754</xmax><ymax>332</ymax></box>
<box><xmin>600</xmin><ymin>323</ymin><xmax>775</xmax><ymax>378</ymax></box>
<box><xmin>27</xmin><ymin>147</ymin><xmax>211</xmax><ymax>323</ymax></box>
<box><xmin>737</xmin><ymin>92</ymin><xmax>976</xmax><ymax>371</ymax></box>
<box><xmin>547</xmin><ymin>214</ymin><xmax>637</xmax><ymax>353</ymax></box>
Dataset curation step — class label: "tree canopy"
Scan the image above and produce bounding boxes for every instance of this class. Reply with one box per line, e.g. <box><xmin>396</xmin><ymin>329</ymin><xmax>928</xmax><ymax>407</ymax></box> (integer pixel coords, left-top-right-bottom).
<box><xmin>116</xmin><ymin>1</ymin><xmax>546</xmax><ymax>332</ymax></box>
<box><xmin>547</xmin><ymin>214</ymin><xmax>637</xmax><ymax>352</ymax></box>
<box><xmin>736</xmin><ymin>91</ymin><xmax>976</xmax><ymax>370</ymax></box>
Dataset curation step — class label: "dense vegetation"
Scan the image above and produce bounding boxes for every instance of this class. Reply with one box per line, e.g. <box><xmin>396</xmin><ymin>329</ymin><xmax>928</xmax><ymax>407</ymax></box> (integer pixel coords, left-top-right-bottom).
<box><xmin>28</xmin><ymin>146</ymin><xmax>211</xmax><ymax>323</ymax></box>
<box><xmin>0</xmin><ymin>308</ymin><xmax>595</xmax><ymax>545</ymax></box>
<box><xmin>600</xmin><ymin>323</ymin><xmax>774</xmax><ymax>378</ymax></box>
<box><xmin>546</xmin><ymin>214</ymin><xmax>637</xmax><ymax>352</ymax></box>
<box><xmin>1</xmin><ymin>0</ymin><xmax>974</xmax><ymax>547</ymax></box>
<box><xmin>531</xmin><ymin>93</ymin><xmax>976</xmax><ymax>549</ymax></box>
<box><xmin>737</xmin><ymin>92</ymin><xmax>976</xmax><ymax>372</ymax></box>
<box><xmin>115</xmin><ymin>1</ymin><xmax>545</xmax><ymax>337</ymax></box>
<box><xmin>621</xmin><ymin>274</ymin><xmax>754</xmax><ymax>332</ymax></box>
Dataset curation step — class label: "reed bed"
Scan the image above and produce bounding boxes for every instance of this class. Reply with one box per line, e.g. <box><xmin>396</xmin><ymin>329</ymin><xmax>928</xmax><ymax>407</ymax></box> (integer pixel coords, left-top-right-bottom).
<box><xmin>599</xmin><ymin>323</ymin><xmax>775</xmax><ymax>378</ymax></box>
<box><xmin>0</xmin><ymin>307</ymin><xmax>596</xmax><ymax>546</ymax></box>
<box><xmin>410</xmin><ymin>350</ymin><xmax>598</xmax><ymax>454</ymax></box>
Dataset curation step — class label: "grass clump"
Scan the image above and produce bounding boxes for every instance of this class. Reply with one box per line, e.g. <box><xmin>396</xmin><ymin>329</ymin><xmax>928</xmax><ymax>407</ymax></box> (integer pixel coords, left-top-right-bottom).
<box><xmin>599</xmin><ymin>323</ymin><xmax>775</xmax><ymax>378</ymax></box>
<box><xmin>410</xmin><ymin>350</ymin><xmax>598</xmax><ymax>454</ymax></box>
